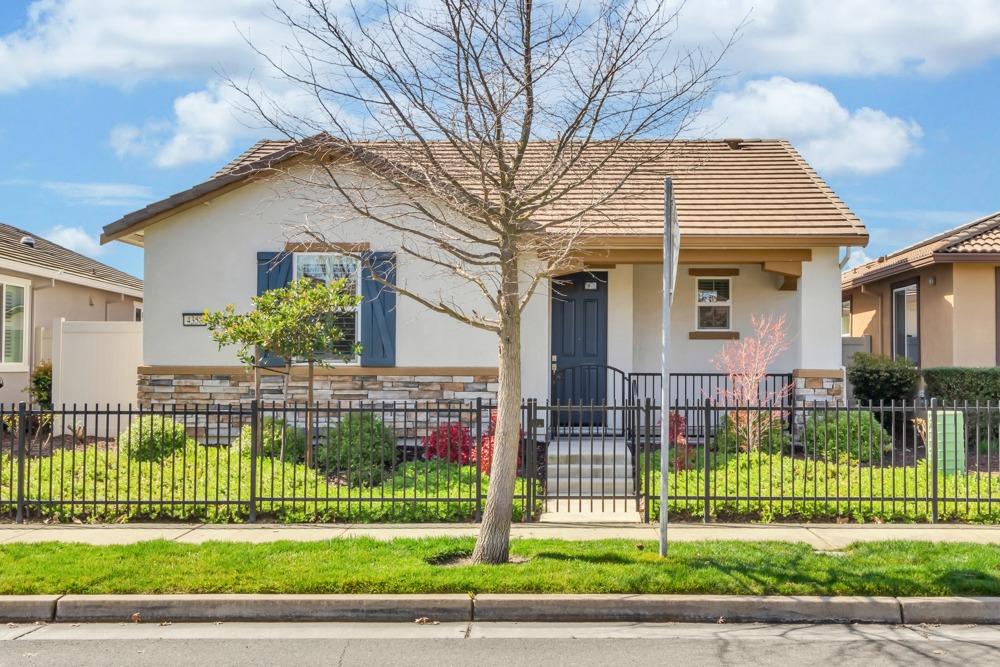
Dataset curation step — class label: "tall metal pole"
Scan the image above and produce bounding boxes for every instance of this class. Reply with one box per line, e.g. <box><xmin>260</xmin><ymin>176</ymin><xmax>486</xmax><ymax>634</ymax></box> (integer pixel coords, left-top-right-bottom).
<box><xmin>660</xmin><ymin>178</ymin><xmax>678</xmax><ymax>557</ymax></box>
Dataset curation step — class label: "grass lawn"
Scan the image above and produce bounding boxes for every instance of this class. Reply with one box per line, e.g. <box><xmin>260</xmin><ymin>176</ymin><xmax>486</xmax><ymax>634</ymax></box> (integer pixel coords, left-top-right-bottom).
<box><xmin>2</xmin><ymin>538</ymin><xmax>1000</xmax><ymax>596</ymax></box>
<box><xmin>643</xmin><ymin>451</ymin><xmax>1000</xmax><ymax>523</ymax></box>
<box><xmin>0</xmin><ymin>444</ymin><xmax>540</xmax><ymax>523</ymax></box>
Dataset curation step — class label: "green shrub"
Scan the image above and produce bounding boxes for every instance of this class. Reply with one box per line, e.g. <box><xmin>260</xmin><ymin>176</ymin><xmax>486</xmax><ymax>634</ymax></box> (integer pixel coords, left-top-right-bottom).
<box><xmin>923</xmin><ymin>367</ymin><xmax>1000</xmax><ymax>401</ymax></box>
<box><xmin>712</xmin><ymin>413</ymin><xmax>790</xmax><ymax>454</ymax></box>
<box><xmin>26</xmin><ymin>361</ymin><xmax>52</xmax><ymax>408</ymax></box>
<box><xmin>847</xmin><ymin>353</ymin><xmax>918</xmax><ymax>403</ymax></box>
<box><xmin>117</xmin><ymin>416</ymin><xmax>192</xmax><ymax>461</ymax></box>
<box><xmin>316</xmin><ymin>413</ymin><xmax>396</xmax><ymax>486</ymax></box>
<box><xmin>801</xmin><ymin>410</ymin><xmax>891</xmax><ymax>463</ymax></box>
<box><xmin>234</xmin><ymin>418</ymin><xmax>307</xmax><ymax>463</ymax></box>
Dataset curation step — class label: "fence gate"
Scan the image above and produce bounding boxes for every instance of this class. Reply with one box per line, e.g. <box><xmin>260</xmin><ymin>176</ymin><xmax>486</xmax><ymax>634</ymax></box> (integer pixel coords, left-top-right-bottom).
<box><xmin>530</xmin><ymin>401</ymin><xmax>654</xmax><ymax>516</ymax></box>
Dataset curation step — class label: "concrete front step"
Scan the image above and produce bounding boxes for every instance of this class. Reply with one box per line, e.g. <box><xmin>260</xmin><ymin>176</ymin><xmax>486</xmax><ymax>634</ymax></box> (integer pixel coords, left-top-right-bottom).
<box><xmin>549</xmin><ymin>480</ymin><xmax>636</xmax><ymax>495</ymax></box>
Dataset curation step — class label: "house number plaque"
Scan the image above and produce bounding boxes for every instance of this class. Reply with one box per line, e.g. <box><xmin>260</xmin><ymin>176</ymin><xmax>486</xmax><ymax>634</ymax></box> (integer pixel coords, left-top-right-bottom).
<box><xmin>182</xmin><ymin>313</ymin><xmax>206</xmax><ymax>327</ymax></box>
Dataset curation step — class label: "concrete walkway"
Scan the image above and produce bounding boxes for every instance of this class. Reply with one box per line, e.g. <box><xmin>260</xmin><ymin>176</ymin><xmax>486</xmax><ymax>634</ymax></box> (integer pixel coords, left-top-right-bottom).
<box><xmin>3</xmin><ymin>522</ymin><xmax>1000</xmax><ymax>549</ymax></box>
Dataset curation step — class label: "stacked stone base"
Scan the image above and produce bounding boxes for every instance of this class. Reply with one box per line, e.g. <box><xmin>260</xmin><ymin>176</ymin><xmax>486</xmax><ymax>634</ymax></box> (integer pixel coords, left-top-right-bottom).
<box><xmin>138</xmin><ymin>368</ymin><xmax>500</xmax><ymax>442</ymax></box>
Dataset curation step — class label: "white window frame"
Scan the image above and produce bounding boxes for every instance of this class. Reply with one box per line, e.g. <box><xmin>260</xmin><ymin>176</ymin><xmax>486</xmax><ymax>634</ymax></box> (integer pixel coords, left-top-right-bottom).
<box><xmin>841</xmin><ymin>300</ymin><xmax>851</xmax><ymax>337</ymax></box>
<box><xmin>0</xmin><ymin>274</ymin><xmax>30</xmax><ymax>373</ymax></box>
<box><xmin>695</xmin><ymin>276</ymin><xmax>733</xmax><ymax>331</ymax></box>
<box><xmin>291</xmin><ymin>252</ymin><xmax>362</xmax><ymax>364</ymax></box>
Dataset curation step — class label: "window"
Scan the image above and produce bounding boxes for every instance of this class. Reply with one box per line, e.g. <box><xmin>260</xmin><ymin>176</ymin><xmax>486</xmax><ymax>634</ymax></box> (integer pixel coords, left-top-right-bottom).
<box><xmin>696</xmin><ymin>278</ymin><xmax>732</xmax><ymax>330</ymax></box>
<box><xmin>841</xmin><ymin>300</ymin><xmax>851</xmax><ymax>336</ymax></box>
<box><xmin>293</xmin><ymin>253</ymin><xmax>361</xmax><ymax>360</ymax></box>
<box><xmin>0</xmin><ymin>277</ymin><xmax>28</xmax><ymax>371</ymax></box>
<box><xmin>892</xmin><ymin>283</ymin><xmax>919</xmax><ymax>364</ymax></box>
<box><xmin>134</xmin><ymin>304</ymin><xmax>143</xmax><ymax>322</ymax></box>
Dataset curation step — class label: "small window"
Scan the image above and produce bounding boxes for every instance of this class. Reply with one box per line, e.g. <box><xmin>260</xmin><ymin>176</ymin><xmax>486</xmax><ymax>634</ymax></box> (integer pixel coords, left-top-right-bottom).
<box><xmin>696</xmin><ymin>278</ymin><xmax>731</xmax><ymax>330</ymax></box>
<box><xmin>293</xmin><ymin>253</ymin><xmax>361</xmax><ymax>360</ymax></box>
<box><xmin>0</xmin><ymin>278</ymin><xmax>28</xmax><ymax>370</ymax></box>
<box><xmin>134</xmin><ymin>305</ymin><xmax>143</xmax><ymax>322</ymax></box>
<box><xmin>841</xmin><ymin>300</ymin><xmax>851</xmax><ymax>336</ymax></box>
<box><xmin>892</xmin><ymin>283</ymin><xmax>919</xmax><ymax>364</ymax></box>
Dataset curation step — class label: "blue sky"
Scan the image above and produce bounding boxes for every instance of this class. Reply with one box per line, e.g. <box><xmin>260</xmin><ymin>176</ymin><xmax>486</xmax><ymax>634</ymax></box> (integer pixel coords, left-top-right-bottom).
<box><xmin>0</xmin><ymin>1</ymin><xmax>999</xmax><ymax>279</ymax></box>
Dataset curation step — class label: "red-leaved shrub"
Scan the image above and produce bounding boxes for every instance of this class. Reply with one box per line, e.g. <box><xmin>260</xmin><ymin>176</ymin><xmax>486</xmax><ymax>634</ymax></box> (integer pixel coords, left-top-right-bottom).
<box><xmin>476</xmin><ymin>409</ymin><xmax>523</xmax><ymax>475</ymax></box>
<box><xmin>422</xmin><ymin>422</ymin><xmax>473</xmax><ymax>464</ymax></box>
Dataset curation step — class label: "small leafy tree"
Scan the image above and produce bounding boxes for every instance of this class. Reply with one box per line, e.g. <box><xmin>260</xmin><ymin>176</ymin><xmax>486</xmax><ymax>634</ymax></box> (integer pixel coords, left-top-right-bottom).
<box><xmin>204</xmin><ymin>277</ymin><xmax>362</xmax><ymax>464</ymax></box>
<box><xmin>712</xmin><ymin>314</ymin><xmax>792</xmax><ymax>452</ymax></box>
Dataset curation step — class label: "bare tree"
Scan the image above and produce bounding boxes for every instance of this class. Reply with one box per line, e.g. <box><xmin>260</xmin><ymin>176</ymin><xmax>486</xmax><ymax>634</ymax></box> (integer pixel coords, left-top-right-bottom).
<box><xmin>239</xmin><ymin>0</ymin><xmax>731</xmax><ymax>563</ymax></box>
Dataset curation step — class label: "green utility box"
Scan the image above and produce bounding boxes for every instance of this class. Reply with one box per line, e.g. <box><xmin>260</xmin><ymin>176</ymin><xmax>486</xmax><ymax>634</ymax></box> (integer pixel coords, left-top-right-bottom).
<box><xmin>929</xmin><ymin>409</ymin><xmax>966</xmax><ymax>475</ymax></box>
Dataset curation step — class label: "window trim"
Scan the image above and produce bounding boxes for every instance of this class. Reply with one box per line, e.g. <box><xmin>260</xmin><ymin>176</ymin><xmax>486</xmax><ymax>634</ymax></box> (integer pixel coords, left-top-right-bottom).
<box><xmin>291</xmin><ymin>251</ymin><xmax>362</xmax><ymax>364</ymax></box>
<box><xmin>134</xmin><ymin>304</ymin><xmax>143</xmax><ymax>322</ymax></box>
<box><xmin>890</xmin><ymin>278</ymin><xmax>920</xmax><ymax>366</ymax></box>
<box><xmin>0</xmin><ymin>273</ymin><xmax>30</xmax><ymax>373</ymax></box>
<box><xmin>695</xmin><ymin>276</ymin><xmax>734</xmax><ymax>331</ymax></box>
<box><xmin>841</xmin><ymin>297</ymin><xmax>852</xmax><ymax>337</ymax></box>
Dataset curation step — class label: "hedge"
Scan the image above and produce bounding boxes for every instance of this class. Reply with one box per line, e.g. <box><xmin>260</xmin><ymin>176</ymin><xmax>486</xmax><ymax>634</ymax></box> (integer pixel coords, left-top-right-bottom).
<box><xmin>846</xmin><ymin>352</ymin><xmax>919</xmax><ymax>402</ymax></box>
<box><xmin>923</xmin><ymin>367</ymin><xmax>1000</xmax><ymax>402</ymax></box>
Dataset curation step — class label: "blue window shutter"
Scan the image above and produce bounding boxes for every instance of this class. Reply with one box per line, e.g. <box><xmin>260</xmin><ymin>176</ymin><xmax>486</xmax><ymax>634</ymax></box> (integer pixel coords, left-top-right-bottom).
<box><xmin>256</xmin><ymin>251</ymin><xmax>293</xmax><ymax>367</ymax></box>
<box><xmin>360</xmin><ymin>252</ymin><xmax>396</xmax><ymax>367</ymax></box>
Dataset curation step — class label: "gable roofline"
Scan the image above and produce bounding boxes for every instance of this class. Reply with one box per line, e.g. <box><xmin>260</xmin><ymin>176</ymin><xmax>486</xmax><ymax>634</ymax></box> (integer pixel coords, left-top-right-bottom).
<box><xmin>842</xmin><ymin>209</ymin><xmax>1000</xmax><ymax>289</ymax></box>
<box><xmin>102</xmin><ymin>136</ymin><xmax>869</xmax><ymax>248</ymax></box>
<box><xmin>0</xmin><ymin>221</ymin><xmax>143</xmax><ymax>297</ymax></box>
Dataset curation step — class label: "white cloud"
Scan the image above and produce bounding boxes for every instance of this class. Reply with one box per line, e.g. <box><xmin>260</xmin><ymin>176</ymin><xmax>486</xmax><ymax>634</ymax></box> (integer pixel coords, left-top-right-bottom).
<box><xmin>38</xmin><ymin>181</ymin><xmax>154</xmax><ymax>206</ymax></box>
<box><xmin>698</xmin><ymin>77</ymin><xmax>922</xmax><ymax>175</ymax></box>
<box><xmin>674</xmin><ymin>0</ymin><xmax>1000</xmax><ymax>76</ymax></box>
<box><xmin>45</xmin><ymin>225</ymin><xmax>105</xmax><ymax>257</ymax></box>
<box><xmin>844</xmin><ymin>247</ymin><xmax>873</xmax><ymax>270</ymax></box>
<box><xmin>3</xmin><ymin>1</ymin><xmax>996</xmax><ymax>169</ymax></box>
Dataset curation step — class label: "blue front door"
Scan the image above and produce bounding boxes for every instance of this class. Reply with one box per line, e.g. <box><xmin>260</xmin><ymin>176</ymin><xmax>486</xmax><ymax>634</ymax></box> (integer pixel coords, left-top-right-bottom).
<box><xmin>551</xmin><ymin>272</ymin><xmax>608</xmax><ymax>419</ymax></box>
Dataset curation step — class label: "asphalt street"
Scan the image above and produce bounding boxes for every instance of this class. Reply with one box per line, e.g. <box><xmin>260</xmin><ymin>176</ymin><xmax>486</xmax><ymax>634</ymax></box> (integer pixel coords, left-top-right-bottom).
<box><xmin>2</xmin><ymin>622</ymin><xmax>1000</xmax><ymax>666</ymax></box>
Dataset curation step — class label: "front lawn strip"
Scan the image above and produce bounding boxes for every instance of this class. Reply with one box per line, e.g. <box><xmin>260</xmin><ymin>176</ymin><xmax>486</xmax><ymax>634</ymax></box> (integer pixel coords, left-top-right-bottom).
<box><xmin>2</xmin><ymin>538</ymin><xmax>1000</xmax><ymax>596</ymax></box>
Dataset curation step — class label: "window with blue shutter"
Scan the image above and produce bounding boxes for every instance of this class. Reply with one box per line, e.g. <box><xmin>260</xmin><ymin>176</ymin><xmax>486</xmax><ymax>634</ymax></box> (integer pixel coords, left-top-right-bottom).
<box><xmin>360</xmin><ymin>252</ymin><xmax>396</xmax><ymax>367</ymax></box>
<box><xmin>256</xmin><ymin>251</ymin><xmax>292</xmax><ymax>366</ymax></box>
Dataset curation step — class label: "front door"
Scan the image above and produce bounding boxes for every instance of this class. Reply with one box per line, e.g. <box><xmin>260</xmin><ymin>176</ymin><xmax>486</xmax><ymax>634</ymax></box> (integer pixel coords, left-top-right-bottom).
<box><xmin>551</xmin><ymin>272</ymin><xmax>609</xmax><ymax>420</ymax></box>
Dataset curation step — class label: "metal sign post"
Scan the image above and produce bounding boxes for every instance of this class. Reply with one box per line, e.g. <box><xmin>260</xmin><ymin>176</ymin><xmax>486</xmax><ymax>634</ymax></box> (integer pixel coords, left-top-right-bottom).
<box><xmin>660</xmin><ymin>178</ymin><xmax>680</xmax><ymax>557</ymax></box>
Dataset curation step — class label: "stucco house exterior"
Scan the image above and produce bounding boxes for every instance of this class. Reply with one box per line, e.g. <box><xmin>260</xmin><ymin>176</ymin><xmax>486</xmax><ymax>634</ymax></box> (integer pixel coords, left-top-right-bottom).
<box><xmin>101</xmin><ymin>138</ymin><xmax>868</xmax><ymax>407</ymax></box>
<box><xmin>0</xmin><ymin>222</ymin><xmax>144</xmax><ymax>403</ymax></box>
<box><xmin>842</xmin><ymin>210</ymin><xmax>1000</xmax><ymax>368</ymax></box>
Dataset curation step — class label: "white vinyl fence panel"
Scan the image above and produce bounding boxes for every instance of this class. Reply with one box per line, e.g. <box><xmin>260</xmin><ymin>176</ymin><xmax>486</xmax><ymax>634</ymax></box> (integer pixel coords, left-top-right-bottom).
<box><xmin>51</xmin><ymin>318</ymin><xmax>142</xmax><ymax>413</ymax></box>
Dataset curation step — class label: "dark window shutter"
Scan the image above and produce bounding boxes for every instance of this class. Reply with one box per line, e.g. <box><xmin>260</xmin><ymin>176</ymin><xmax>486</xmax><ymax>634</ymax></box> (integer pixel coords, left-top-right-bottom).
<box><xmin>360</xmin><ymin>252</ymin><xmax>396</xmax><ymax>367</ymax></box>
<box><xmin>256</xmin><ymin>251</ymin><xmax>293</xmax><ymax>367</ymax></box>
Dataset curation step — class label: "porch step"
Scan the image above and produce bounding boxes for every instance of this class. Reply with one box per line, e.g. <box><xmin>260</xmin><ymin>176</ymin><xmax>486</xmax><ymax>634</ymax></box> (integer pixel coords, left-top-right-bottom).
<box><xmin>549</xmin><ymin>478</ymin><xmax>636</xmax><ymax>495</ymax></box>
<box><xmin>546</xmin><ymin>459</ymin><xmax>632</xmax><ymax>473</ymax></box>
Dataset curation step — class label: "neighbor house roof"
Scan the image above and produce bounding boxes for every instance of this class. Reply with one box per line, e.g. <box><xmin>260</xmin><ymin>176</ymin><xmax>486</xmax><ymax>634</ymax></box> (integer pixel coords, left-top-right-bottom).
<box><xmin>103</xmin><ymin>137</ymin><xmax>868</xmax><ymax>248</ymax></box>
<box><xmin>0</xmin><ymin>222</ymin><xmax>143</xmax><ymax>296</ymax></box>
<box><xmin>842</xmin><ymin>210</ymin><xmax>1000</xmax><ymax>289</ymax></box>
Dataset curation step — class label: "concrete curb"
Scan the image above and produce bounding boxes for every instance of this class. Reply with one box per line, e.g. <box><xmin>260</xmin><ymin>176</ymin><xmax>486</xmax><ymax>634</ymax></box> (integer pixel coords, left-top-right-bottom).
<box><xmin>473</xmin><ymin>594</ymin><xmax>904</xmax><ymax>624</ymax></box>
<box><xmin>55</xmin><ymin>594</ymin><xmax>473</xmax><ymax>623</ymax></box>
<box><xmin>0</xmin><ymin>596</ymin><xmax>59</xmax><ymax>622</ymax></box>
<box><xmin>1</xmin><ymin>594</ymin><xmax>998</xmax><ymax>625</ymax></box>
<box><xmin>900</xmin><ymin>597</ymin><xmax>1000</xmax><ymax>625</ymax></box>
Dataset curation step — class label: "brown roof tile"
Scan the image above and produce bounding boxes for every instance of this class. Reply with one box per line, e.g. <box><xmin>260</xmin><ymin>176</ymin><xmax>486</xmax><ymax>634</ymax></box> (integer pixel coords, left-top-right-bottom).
<box><xmin>842</xmin><ymin>210</ymin><xmax>1000</xmax><ymax>288</ymax></box>
<box><xmin>0</xmin><ymin>222</ymin><xmax>143</xmax><ymax>293</ymax></box>
<box><xmin>106</xmin><ymin>137</ymin><xmax>867</xmax><ymax>246</ymax></box>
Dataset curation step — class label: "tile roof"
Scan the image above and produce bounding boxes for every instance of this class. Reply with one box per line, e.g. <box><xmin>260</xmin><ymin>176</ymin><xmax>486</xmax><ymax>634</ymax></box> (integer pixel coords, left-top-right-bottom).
<box><xmin>0</xmin><ymin>222</ymin><xmax>143</xmax><ymax>293</ymax></box>
<box><xmin>105</xmin><ymin>137</ymin><xmax>868</xmax><ymax>246</ymax></box>
<box><xmin>842</xmin><ymin>210</ymin><xmax>1000</xmax><ymax>288</ymax></box>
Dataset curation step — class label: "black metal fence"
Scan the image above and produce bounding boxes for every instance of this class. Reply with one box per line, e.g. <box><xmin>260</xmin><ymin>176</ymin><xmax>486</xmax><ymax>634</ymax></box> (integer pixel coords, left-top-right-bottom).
<box><xmin>3</xmin><ymin>398</ymin><xmax>999</xmax><ymax>524</ymax></box>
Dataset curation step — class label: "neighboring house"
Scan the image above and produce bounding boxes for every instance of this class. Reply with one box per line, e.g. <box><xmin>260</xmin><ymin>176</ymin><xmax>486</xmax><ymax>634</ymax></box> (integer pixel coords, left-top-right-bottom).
<box><xmin>101</xmin><ymin>138</ymin><xmax>867</xmax><ymax>407</ymax></box>
<box><xmin>842</xmin><ymin>210</ymin><xmax>1000</xmax><ymax>369</ymax></box>
<box><xmin>0</xmin><ymin>223</ymin><xmax>144</xmax><ymax>403</ymax></box>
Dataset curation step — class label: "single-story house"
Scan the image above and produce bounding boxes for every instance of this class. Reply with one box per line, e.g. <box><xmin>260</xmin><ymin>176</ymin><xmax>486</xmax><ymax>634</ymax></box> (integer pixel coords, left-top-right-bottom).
<box><xmin>101</xmin><ymin>138</ymin><xmax>867</xmax><ymax>407</ymax></box>
<box><xmin>0</xmin><ymin>222</ymin><xmax>144</xmax><ymax>403</ymax></box>
<box><xmin>842</xmin><ymin>210</ymin><xmax>1000</xmax><ymax>368</ymax></box>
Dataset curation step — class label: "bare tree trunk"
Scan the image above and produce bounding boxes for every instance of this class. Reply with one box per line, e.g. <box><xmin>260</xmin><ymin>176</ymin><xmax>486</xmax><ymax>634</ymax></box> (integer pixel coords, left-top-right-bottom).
<box><xmin>305</xmin><ymin>358</ymin><xmax>315</xmax><ymax>466</ymax></box>
<box><xmin>472</xmin><ymin>261</ymin><xmax>522</xmax><ymax>564</ymax></box>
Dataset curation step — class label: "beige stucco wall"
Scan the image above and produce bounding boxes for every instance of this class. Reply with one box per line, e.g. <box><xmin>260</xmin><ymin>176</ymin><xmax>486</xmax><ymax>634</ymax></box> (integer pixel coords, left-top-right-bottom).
<box><xmin>952</xmin><ymin>263</ymin><xmax>996</xmax><ymax>367</ymax></box>
<box><xmin>844</xmin><ymin>264</ymin><xmax>960</xmax><ymax>368</ymax></box>
<box><xmin>0</xmin><ymin>266</ymin><xmax>142</xmax><ymax>404</ymax></box>
<box><xmin>142</xmin><ymin>165</ymin><xmax>502</xmax><ymax>370</ymax></box>
<box><xmin>631</xmin><ymin>262</ymin><xmax>802</xmax><ymax>374</ymax></box>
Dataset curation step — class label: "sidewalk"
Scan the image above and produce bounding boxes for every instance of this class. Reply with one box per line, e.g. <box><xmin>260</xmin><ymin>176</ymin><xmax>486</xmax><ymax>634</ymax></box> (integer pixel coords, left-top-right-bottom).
<box><xmin>3</xmin><ymin>522</ymin><xmax>1000</xmax><ymax>549</ymax></box>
